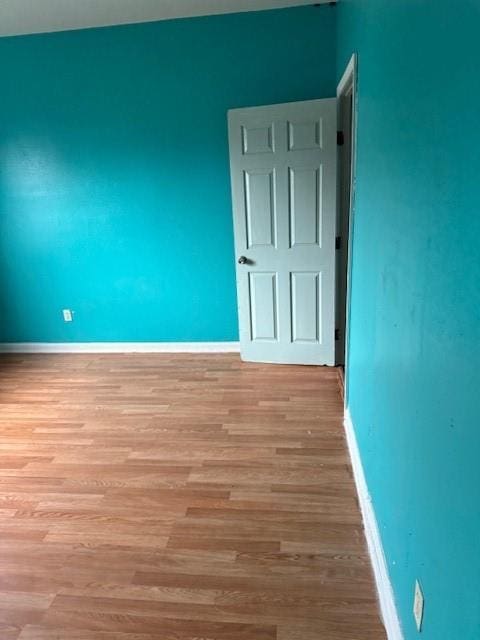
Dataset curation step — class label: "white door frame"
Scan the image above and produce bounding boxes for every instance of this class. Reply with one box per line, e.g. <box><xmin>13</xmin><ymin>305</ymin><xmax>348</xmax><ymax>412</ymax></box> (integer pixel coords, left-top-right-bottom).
<box><xmin>337</xmin><ymin>54</ymin><xmax>357</xmax><ymax>403</ymax></box>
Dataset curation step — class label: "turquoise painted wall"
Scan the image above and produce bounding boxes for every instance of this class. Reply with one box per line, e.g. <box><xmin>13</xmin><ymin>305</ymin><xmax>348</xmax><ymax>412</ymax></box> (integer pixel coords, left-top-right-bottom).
<box><xmin>337</xmin><ymin>1</ymin><xmax>480</xmax><ymax>637</ymax></box>
<box><xmin>0</xmin><ymin>6</ymin><xmax>336</xmax><ymax>342</ymax></box>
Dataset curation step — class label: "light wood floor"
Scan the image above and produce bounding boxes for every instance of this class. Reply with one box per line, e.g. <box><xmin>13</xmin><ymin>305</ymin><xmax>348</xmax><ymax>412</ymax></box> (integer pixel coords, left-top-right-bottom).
<box><xmin>0</xmin><ymin>353</ymin><xmax>385</xmax><ymax>639</ymax></box>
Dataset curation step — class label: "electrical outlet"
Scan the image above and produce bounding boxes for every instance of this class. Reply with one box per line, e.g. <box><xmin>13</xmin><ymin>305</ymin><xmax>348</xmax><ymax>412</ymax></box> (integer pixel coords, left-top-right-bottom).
<box><xmin>62</xmin><ymin>309</ymin><xmax>73</xmax><ymax>322</ymax></box>
<box><xmin>413</xmin><ymin>580</ymin><xmax>424</xmax><ymax>632</ymax></box>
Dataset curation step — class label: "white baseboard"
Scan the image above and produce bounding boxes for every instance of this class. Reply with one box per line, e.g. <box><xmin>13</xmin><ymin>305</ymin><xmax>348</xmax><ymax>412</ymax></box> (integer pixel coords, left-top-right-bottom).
<box><xmin>344</xmin><ymin>409</ymin><xmax>403</xmax><ymax>640</ymax></box>
<box><xmin>0</xmin><ymin>342</ymin><xmax>240</xmax><ymax>354</ymax></box>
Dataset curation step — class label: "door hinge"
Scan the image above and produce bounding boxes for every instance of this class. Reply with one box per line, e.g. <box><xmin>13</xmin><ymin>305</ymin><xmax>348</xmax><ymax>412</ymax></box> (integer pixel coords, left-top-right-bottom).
<box><xmin>335</xmin><ymin>236</ymin><xmax>341</xmax><ymax>250</ymax></box>
<box><xmin>335</xmin><ymin>329</ymin><xmax>340</xmax><ymax>341</ymax></box>
<box><xmin>337</xmin><ymin>130</ymin><xmax>345</xmax><ymax>146</ymax></box>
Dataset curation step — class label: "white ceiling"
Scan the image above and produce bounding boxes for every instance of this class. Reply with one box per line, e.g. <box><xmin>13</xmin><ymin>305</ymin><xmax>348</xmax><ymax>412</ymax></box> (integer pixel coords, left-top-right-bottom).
<box><xmin>0</xmin><ymin>0</ymin><xmax>334</xmax><ymax>38</ymax></box>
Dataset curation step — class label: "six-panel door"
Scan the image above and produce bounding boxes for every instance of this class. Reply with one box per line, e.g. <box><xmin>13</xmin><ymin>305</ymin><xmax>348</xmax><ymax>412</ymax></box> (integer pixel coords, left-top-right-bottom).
<box><xmin>228</xmin><ymin>99</ymin><xmax>336</xmax><ymax>365</ymax></box>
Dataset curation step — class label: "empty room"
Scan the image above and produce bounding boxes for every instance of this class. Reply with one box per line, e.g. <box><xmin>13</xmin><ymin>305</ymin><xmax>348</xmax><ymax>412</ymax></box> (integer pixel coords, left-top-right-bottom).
<box><xmin>0</xmin><ymin>1</ymin><xmax>478</xmax><ymax>639</ymax></box>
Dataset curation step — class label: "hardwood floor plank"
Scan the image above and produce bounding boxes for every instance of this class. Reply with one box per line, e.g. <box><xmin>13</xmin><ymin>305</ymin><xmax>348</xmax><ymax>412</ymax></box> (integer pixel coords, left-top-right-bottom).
<box><xmin>0</xmin><ymin>354</ymin><xmax>385</xmax><ymax>639</ymax></box>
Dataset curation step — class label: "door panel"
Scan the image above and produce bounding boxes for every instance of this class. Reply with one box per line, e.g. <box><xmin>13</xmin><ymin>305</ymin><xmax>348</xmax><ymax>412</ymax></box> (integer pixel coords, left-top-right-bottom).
<box><xmin>228</xmin><ymin>98</ymin><xmax>336</xmax><ymax>365</ymax></box>
<box><xmin>288</xmin><ymin>166</ymin><xmax>322</xmax><ymax>247</ymax></box>
<box><xmin>244</xmin><ymin>169</ymin><xmax>276</xmax><ymax>248</ymax></box>
<box><xmin>249</xmin><ymin>272</ymin><xmax>278</xmax><ymax>342</ymax></box>
<box><xmin>291</xmin><ymin>272</ymin><xmax>321</xmax><ymax>343</ymax></box>
<box><xmin>288</xmin><ymin>119</ymin><xmax>322</xmax><ymax>151</ymax></box>
<box><xmin>242</xmin><ymin>124</ymin><xmax>274</xmax><ymax>155</ymax></box>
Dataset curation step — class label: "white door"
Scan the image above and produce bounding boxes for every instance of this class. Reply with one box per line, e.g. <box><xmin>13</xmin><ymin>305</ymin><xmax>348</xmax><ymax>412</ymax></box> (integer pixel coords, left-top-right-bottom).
<box><xmin>228</xmin><ymin>98</ymin><xmax>337</xmax><ymax>365</ymax></box>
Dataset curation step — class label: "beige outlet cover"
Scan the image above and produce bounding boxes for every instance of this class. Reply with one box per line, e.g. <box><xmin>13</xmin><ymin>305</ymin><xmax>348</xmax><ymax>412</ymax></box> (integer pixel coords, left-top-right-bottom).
<box><xmin>413</xmin><ymin>580</ymin><xmax>424</xmax><ymax>632</ymax></box>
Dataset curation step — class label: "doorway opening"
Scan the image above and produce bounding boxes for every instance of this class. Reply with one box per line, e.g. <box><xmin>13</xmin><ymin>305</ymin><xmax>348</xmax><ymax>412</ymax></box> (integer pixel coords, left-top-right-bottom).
<box><xmin>335</xmin><ymin>55</ymin><xmax>357</xmax><ymax>382</ymax></box>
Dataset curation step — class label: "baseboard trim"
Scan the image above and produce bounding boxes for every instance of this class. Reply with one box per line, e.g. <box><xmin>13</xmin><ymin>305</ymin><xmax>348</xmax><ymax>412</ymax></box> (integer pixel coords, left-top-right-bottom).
<box><xmin>0</xmin><ymin>342</ymin><xmax>240</xmax><ymax>354</ymax></box>
<box><xmin>344</xmin><ymin>409</ymin><xmax>403</xmax><ymax>640</ymax></box>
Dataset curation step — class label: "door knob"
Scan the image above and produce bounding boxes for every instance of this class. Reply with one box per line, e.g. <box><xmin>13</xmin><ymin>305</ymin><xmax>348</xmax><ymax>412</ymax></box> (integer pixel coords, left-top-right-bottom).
<box><xmin>238</xmin><ymin>256</ymin><xmax>248</xmax><ymax>264</ymax></box>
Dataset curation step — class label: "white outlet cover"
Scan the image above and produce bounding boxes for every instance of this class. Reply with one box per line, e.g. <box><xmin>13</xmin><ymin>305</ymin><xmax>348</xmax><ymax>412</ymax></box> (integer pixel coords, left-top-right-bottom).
<box><xmin>413</xmin><ymin>580</ymin><xmax>424</xmax><ymax>632</ymax></box>
<box><xmin>62</xmin><ymin>309</ymin><xmax>73</xmax><ymax>322</ymax></box>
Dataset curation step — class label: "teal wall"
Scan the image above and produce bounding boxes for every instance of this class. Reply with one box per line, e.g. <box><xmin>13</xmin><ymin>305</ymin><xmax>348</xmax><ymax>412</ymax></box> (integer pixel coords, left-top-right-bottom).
<box><xmin>0</xmin><ymin>5</ymin><xmax>336</xmax><ymax>342</ymax></box>
<box><xmin>337</xmin><ymin>1</ymin><xmax>480</xmax><ymax>638</ymax></box>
